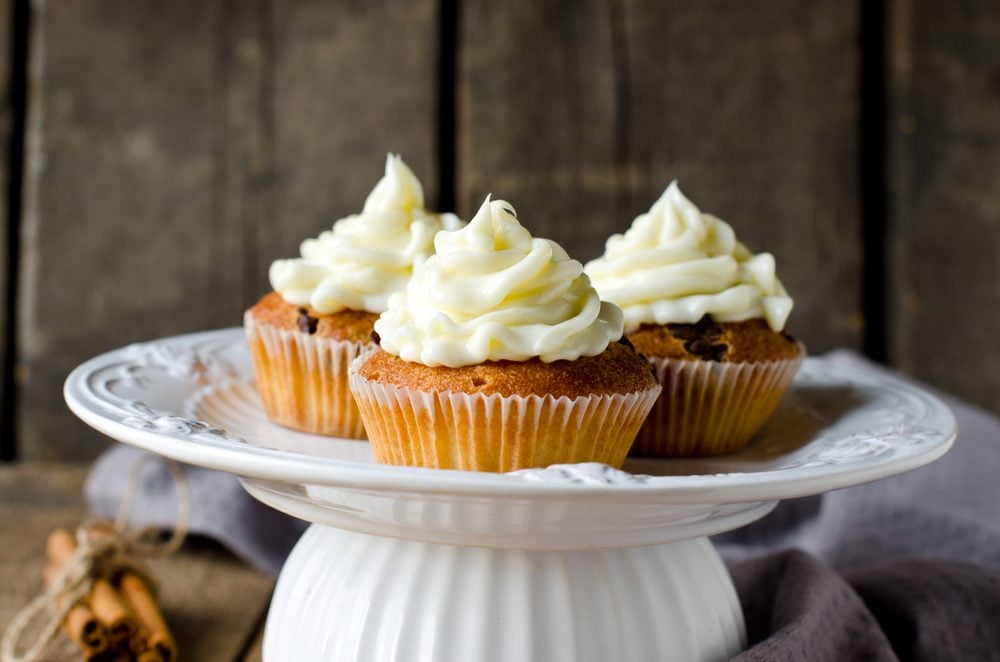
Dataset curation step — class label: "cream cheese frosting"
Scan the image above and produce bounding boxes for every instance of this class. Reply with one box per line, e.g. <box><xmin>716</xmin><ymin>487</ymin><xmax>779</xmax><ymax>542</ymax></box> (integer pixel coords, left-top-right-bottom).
<box><xmin>268</xmin><ymin>154</ymin><xmax>463</xmax><ymax>314</ymax></box>
<box><xmin>375</xmin><ymin>196</ymin><xmax>624</xmax><ymax>367</ymax></box>
<box><xmin>584</xmin><ymin>181</ymin><xmax>793</xmax><ymax>332</ymax></box>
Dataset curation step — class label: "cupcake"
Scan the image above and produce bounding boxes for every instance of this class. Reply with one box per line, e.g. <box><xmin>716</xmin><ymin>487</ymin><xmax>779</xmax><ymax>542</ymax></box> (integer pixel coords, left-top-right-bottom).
<box><xmin>585</xmin><ymin>181</ymin><xmax>803</xmax><ymax>457</ymax></box>
<box><xmin>349</xmin><ymin>197</ymin><xmax>661</xmax><ymax>472</ymax></box>
<box><xmin>245</xmin><ymin>154</ymin><xmax>462</xmax><ymax>437</ymax></box>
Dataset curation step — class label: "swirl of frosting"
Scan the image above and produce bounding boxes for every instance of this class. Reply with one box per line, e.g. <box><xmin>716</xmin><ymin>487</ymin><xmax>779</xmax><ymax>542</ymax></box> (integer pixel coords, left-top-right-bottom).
<box><xmin>375</xmin><ymin>196</ymin><xmax>624</xmax><ymax>367</ymax></box>
<box><xmin>584</xmin><ymin>181</ymin><xmax>793</xmax><ymax>332</ymax></box>
<box><xmin>268</xmin><ymin>154</ymin><xmax>463</xmax><ymax>314</ymax></box>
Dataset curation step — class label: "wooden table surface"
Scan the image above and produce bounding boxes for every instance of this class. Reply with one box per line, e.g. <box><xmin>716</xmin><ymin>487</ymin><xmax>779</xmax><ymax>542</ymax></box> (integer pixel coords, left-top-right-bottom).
<box><xmin>0</xmin><ymin>463</ymin><xmax>274</xmax><ymax>662</ymax></box>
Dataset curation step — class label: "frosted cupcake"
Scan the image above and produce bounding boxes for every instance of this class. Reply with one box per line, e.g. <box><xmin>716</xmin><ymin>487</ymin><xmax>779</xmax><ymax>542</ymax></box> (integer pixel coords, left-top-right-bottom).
<box><xmin>585</xmin><ymin>181</ymin><xmax>803</xmax><ymax>457</ymax></box>
<box><xmin>349</xmin><ymin>197</ymin><xmax>661</xmax><ymax>472</ymax></box>
<box><xmin>245</xmin><ymin>154</ymin><xmax>462</xmax><ymax>437</ymax></box>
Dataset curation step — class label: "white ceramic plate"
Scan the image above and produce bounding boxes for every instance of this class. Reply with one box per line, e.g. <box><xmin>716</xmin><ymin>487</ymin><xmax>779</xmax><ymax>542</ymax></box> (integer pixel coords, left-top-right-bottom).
<box><xmin>64</xmin><ymin>327</ymin><xmax>955</xmax><ymax>496</ymax></box>
<box><xmin>65</xmin><ymin>328</ymin><xmax>955</xmax><ymax>547</ymax></box>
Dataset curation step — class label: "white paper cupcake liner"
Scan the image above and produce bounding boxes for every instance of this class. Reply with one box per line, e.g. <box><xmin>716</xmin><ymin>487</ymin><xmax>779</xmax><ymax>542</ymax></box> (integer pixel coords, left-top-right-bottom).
<box><xmin>348</xmin><ymin>353</ymin><xmax>661</xmax><ymax>472</ymax></box>
<box><xmin>244</xmin><ymin>311</ymin><xmax>374</xmax><ymax>438</ymax></box>
<box><xmin>632</xmin><ymin>348</ymin><xmax>804</xmax><ymax>457</ymax></box>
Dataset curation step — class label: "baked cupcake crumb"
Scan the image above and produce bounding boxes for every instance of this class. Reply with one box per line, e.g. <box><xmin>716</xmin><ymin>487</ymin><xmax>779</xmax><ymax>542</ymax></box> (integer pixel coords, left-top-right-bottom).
<box><xmin>251</xmin><ymin>292</ymin><xmax>379</xmax><ymax>343</ymax></box>
<box><xmin>629</xmin><ymin>317</ymin><xmax>800</xmax><ymax>363</ymax></box>
<box><xmin>359</xmin><ymin>342</ymin><xmax>657</xmax><ymax>398</ymax></box>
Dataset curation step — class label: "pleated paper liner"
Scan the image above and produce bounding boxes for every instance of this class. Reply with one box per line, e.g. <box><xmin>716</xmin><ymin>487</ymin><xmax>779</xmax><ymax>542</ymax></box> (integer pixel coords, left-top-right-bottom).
<box><xmin>349</xmin><ymin>354</ymin><xmax>662</xmax><ymax>472</ymax></box>
<box><xmin>631</xmin><ymin>347</ymin><xmax>805</xmax><ymax>457</ymax></box>
<box><xmin>244</xmin><ymin>311</ymin><xmax>373</xmax><ymax>439</ymax></box>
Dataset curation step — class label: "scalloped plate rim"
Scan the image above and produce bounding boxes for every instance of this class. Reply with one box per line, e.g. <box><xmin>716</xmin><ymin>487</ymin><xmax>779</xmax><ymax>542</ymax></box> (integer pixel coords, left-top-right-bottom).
<box><xmin>64</xmin><ymin>327</ymin><xmax>956</xmax><ymax>503</ymax></box>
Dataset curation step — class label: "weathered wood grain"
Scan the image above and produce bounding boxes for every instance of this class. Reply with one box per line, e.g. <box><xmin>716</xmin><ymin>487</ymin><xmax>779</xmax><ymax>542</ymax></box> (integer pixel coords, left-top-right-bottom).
<box><xmin>457</xmin><ymin>0</ymin><xmax>863</xmax><ymax>353</ymax></box>
<box><xmin>267</xmin><ymin>0</ymin><xmax>441</xmax><ymax>278</ymax></box>
<box><xmin>457</xmin><ymin>1</ymin><xmax>620</xmax><ymax>261</ymax></box>
<box><xmin>18</xmin><ymin>1</ymin><xmax>222</xmax><ymax>460</ymax></box>
<box><xmin>623</xmin><ymin>0</ymin><xmax>863</xmax><ymax>354</ymax></box>
<box><xmin>0</xmin><ymin>0</ymin><xmax>13</xmax><ymax>459</ymax></box>
<box><xmin>18</xmin><ymin>0</ymin><xmax>440</xmax><ymax>459</ymax></box>
<box><xmin>14</xmin><ymin>0</ymin><xmax>1000</xmax><ymax>459</ymax></box>
<box><xmin>0</xmin><ymin>463</ymin><xmax>274</xmax><ymax>661</ymax></box>
<box><xmin>887</xmin><ymin>0</ymin><xmax>1000</xmax><ymax>413</ymax></box>
<box><xmin>215</xmin><ymin>0</ymin><xmax>272</xmax><ymax>324</ymax></box>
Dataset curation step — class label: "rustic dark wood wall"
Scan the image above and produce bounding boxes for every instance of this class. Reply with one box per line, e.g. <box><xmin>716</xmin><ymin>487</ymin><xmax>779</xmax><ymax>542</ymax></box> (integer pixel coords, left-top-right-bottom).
<box><xmin>458</xmin><ymin>0</ymin><xmax>862</xmax><ymax>342</ymax></box>
<box><xmin>0</xmin><ymin>0</ymin><xmax>11</xmax><ymax>461</ymax></box>
<box><xmin>0</xmin><ymin>0</ymin><xmax>997</xmax><ymax>460</ymax></box>
<box><xmin>886</xmin><ymin>0</ymin><xmax>1000</xmax><ymax>409</ymax></box>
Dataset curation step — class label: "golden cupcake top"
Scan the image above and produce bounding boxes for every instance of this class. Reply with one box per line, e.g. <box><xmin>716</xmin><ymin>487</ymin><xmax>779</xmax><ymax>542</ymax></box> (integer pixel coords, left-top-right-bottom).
<box><xmin>248</xmin><ymin>292</ymin><xmax>379</xmax><ymax>343</ymax></box>
<box><xmin>629</xmin><ymin>317</ymin><xmax>801</xmax><ymax>363</ymax></box>
<box><xmin>268</xmin><ymin>154</ymin><xmax>463</xmax><ymax>314</ymax></box>
<box><xmin>358</xmin><ymin>342</ymin><xmax>657</xmax><ymax>397</ymax></box>
<box><xmin>584</xmin><ymin>181</ymin><xmax>793</xmax><ymax>333</ymax></box>
<box><xmin>374</xmin><ymin>196</ymin><xmax>624</xmax><ymax>367</ymax></box>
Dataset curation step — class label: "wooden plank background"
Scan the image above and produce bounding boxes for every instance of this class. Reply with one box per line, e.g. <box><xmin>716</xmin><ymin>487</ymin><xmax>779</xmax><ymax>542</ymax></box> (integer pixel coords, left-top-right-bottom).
<box><xmin>458</xmin><ymin>0</ymin><xmax>862</xmax><ymax>347</ymax></box>
<box><xmin>15</xmin><ymin>0</ymin><xmax>440</xmax><ymax>459</ymax></box>
<box><xmin>0</xmin><ymin>0</ymin><xmax>11</xmax><ymax>460</ymax></box>
<box><xmin>887</xmin><ymin>0</ymin><xmax>1000</xmax><ymax>410</ymax></box>
<box><xmin>1</xmin><ymin>0</ymin><xmax>998</xmax><ymax>459</ymax></box>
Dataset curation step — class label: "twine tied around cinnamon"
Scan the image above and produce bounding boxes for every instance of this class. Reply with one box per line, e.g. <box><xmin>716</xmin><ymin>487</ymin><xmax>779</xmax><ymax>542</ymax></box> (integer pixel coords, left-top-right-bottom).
<box><xmin>1</xmin><ymin>456</ymin><xmax>191</xmax><ymax>662</ymax></box>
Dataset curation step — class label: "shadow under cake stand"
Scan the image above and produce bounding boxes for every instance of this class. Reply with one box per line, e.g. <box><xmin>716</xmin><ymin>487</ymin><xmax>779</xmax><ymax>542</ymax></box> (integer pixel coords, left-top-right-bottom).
<box><xmin>64</xmin><ymin>329</ymin><xmax>956</xmax><ymax>662</ymax></box>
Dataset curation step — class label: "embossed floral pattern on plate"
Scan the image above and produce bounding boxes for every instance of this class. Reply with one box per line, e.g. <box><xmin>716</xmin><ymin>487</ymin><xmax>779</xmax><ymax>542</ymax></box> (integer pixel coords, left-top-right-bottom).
<box><xmin>66</xmin><ymin>328</ymin><xmax>956</xmax><ymax>502</ymax></box>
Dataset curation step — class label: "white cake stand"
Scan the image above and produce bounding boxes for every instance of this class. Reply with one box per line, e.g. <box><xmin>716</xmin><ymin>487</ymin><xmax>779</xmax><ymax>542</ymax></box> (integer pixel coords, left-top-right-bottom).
<box><xmin>65</xmin><ymin>329</ymin><xmax>955</xmax><ymax>662</ymax></box>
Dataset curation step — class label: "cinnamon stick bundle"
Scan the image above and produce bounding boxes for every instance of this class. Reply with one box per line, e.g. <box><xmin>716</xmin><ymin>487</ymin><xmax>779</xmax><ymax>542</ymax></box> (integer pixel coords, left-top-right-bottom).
<box><xmin>43</xmin><ymin>527</ymin><xmax>177</xmax><ymax>662</ymax></box>
<box><xmin>44</xmin><ymin>531</ymin><xmax>110</xmax><ymax>661</ymax></box>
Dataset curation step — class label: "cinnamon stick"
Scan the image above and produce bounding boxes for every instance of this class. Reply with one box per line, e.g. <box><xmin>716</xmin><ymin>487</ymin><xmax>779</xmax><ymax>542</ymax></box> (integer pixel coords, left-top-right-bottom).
<box><xmin>45</xmin><ymin>528</ymin><xmax>77</xmax><ymax>567</ymax></box>
<box><xmin>65</xmin><ymin>606</ymin><xmax>109</xmax><ymax>655</ymax></box>
<box><xmin>89</xmin><ymin>578</ymin><xmax>137</xmax><ymax>645</ymax></box>
<box><xmin>88</xmin><ymin>646</ymin><xmax>132</xmax><ymax>662</ymax></box>
<box><xmin>43</xmin><ymin>534</ymin><xmax>110</xmax><ymax>660</ymax></box>
<box><xmin>119</xmin><ymin>572</ymin><xmax>177</xmax><ymax>662</ymax></box>
<box><xmin>126</xmin><ymin>629</ymin><xmax>148</xmax><ymax>656</ymax></box>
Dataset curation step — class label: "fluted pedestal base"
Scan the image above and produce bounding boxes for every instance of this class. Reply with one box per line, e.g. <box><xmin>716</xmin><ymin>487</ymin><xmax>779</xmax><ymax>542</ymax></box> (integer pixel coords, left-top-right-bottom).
<box><xmin>264</xmin><ymin>525</ymin><xmax>745</xmax><ymax>662</ymax></box>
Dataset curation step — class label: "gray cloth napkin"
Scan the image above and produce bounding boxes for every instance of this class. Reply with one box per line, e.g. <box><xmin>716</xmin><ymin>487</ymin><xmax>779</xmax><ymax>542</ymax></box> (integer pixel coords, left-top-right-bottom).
<box><xmin>715</xmin><ymin>350</ymin><xmax>1000</xmax><ymax>571</ymax></box>
<box><xmin>714</xmin><ymin>350</ymin><xmax>1000</xmax><ymax>660</ymax></box>
<box><xmin>85</xmin><ymin>451</ymin><xmax>306</xmax><ymax>575</ymax></box>
<box><xmin>728</xmin><ymin>550</ymin><xmax>1000</xmax><ymax>661</ymax></box>
<box><xmin>84</xmin><ymin>351</ymin><xmax>1000</xmax><ymax>657</ymax></box>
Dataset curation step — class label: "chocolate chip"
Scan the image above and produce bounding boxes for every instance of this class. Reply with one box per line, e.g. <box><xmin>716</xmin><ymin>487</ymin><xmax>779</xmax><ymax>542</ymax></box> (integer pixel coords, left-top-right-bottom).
<box><xmin>617</xmin><ymin>335</ymin><xmax>636</xmax><ymax>351</ymax></box>
<box><xmin>684</xmin><ymin>338</ymin><xmax>728</xmax><ymax>362</ymax></box>
<box><xmin>701</xmin><ymin>323</ymin><xmax>723</xmax><ymax>340</ymax></box>
<box><xmin>297</xmin><ymin>307</ymin><xmax>308</xmax><ymax>315</ymax></box>
<box><xmin>370</xmin><ymin>330</ymin><xmax>381</xmax><ymax>345</ymax></box>
<box><xmin>668</xmin><ymin>323</ymin><xmax>700</xmax><ymax>341</ymax></box>
<box><xmin>708</xmin><ymin>343</ymin><xmax>728</xmax><ymax>362</ymax></box>
<box><xmin>297</xmin><ymin>313</ymin><xmax>319</xmax><ymax>335</ymax></box>
<box><xmin>781</xmin><ymin>331</ymin><xmax>796</xmax><ymax>343</ymax></box>
<box><xmin>685</xmin><ymin>338</ymin><xmax>708</xmax><ymax>357</ymax></box>
<box><xmin>673</xmin><ymin>316</ymin><xmax>726</xmax><ymax>359</ymax></box>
